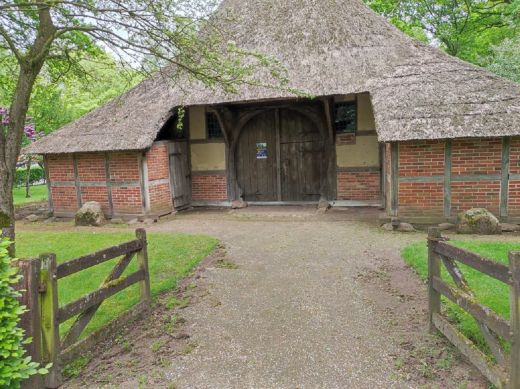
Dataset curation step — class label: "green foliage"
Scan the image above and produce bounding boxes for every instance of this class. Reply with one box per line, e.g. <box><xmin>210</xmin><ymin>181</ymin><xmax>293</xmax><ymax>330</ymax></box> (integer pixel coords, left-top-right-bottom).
<box><xmin>364</xmin><ymin>0</ymin><xmax>520</xmax><ymax>83</ymax></box>
<box><xmin>15</xmin><ymin>166</ymin><xmax>44</xmax><ymax>188</ymax></box>
<box><xmin>0</xmin><ymin>240</ymin><xmax>46</xmax><ymax>388</ymax></box>
<box><xmin>402</xmin><ymin>239</ymin><xmax>520</xmax><ymax>353</ymax></box>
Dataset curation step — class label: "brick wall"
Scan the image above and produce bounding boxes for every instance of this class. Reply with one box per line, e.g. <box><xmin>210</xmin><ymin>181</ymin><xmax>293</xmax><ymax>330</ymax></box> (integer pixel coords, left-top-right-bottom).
<box><xmin>450</xmin><ymin>138</ymin><xmax>502</xmax><ymax>216</ymax></box>
<box><xmin>192</xmin><ymin>174</ymin><xmax>228</xmax><ymax>202</ymax></box>
<box><xmin>76</xmin><ymin>153</ymin><xmax>110</xmax><ymax>214</ymax></box>
<box><xmin>337</xmin><ymin>171</ymin><xmax>380</xmax><ymax>201</ymax></box>
<box><xmin>47</xmin><ymin>155</ymin><xmax>77</xmax><ymax>214</ymax></box>
<box><xmin>109</xmin><ymin>152</ymin><xmax>143</xmax><ymax>215</ymax></box>
<box><xmin>394</xmin><ymin>137</ymin><xmax>519</xmax><ymax>221</ymax></box>
<box><xmin>398</xmin><ymin>140</ymin><xmax>445</xmax><ymax>218</ymax></box>
<box><xmin>146</xmin><ymin>142</ymin><xmax>173</xmax><ymax>214</ymax></box>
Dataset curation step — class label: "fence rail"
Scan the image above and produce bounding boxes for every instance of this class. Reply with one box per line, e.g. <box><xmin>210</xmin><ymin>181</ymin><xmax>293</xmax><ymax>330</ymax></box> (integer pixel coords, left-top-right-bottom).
<box><xmin>16</xmin><ymin>228</ymin><xmax>151</xmax><ymax>389</ymax></box>
<box><xmin>427</xmin><ymin>228</ymin><xmax>520</xmax><ymax>388</ymax></box>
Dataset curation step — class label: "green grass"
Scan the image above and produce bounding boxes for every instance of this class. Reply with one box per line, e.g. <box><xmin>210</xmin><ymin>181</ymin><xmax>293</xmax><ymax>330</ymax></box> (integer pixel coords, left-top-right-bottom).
<box><xmin>16</xmin><ymin>231</ymin><xmax>218</xmax><ymax>338</ymax></box>
<box><xmin>403</xmin><ymin>240</ymin><xmax>520</xmax><ymax>353</ymax></box>
<box><xmin>13</xmin><ymin>184</ymin><xmax>48</xmax><ymax>206</ymax></box>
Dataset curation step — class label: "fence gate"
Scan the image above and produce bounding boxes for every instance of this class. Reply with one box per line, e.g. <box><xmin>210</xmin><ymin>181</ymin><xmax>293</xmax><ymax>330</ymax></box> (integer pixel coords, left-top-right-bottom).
<box><xmin>427</xmin><ymin>228</ymin><xmax>520</xmax><ymax>388</ymax></box>
<box><xmin>16</xmin><ymin>229</ymin><xmax>151</xmax><ymax>389</ymax></box>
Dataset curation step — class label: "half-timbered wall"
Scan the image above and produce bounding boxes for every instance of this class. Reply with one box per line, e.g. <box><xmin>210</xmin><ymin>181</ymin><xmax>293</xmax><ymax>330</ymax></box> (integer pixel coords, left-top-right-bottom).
<box><xmin>46</xmin><ymin>142</ymin><xmax>173</xmax><ymax>218</ymax></box>
<box><xmin>189</xmin><ymin>106</ymin><xmax>228</xmax><ymax>204</ymax></box>
<box><xmin>391</xmin><ymin>137</ymin><xmax>520</xmax><ymax>222</ymax></box>
<box><xmin>335</xmin><ymin>93</ymin><xmax>381</xmax><ymax>202</ymax></box>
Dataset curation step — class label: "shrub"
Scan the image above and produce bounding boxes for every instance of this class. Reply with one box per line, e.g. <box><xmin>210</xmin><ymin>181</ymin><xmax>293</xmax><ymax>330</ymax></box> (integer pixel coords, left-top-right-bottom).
<box><xmin>15</xmin><ymin>166</ymin><xmax>44</xmax><ymax>188</ymax></box>
<box><xmin>0</xmin><ymin>240</ymin><xmax>46</xmax><ymax>388</ymax></box>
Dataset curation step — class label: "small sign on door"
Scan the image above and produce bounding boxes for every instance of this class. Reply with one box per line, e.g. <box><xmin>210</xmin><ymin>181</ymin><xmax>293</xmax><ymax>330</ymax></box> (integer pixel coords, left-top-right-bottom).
<box><xmin>256</xmin><ymin>143</ymin><xmax>268</xmax><ymax>159</ymax></box>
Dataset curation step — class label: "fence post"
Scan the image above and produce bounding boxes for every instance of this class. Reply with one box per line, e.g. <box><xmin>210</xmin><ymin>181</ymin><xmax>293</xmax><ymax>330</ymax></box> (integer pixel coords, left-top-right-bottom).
<box><xmin>40</xmin><ymin>254</ymin><xmax>61</xmax><ymax>388</ymax></box>
<box><xmin>136</xmin><ymin>229</ymin><xmax>151</xmax><ymax>305</ymax></box>
<box><xmin>509</xmin><ymin>251</ymin><xmax>520</xmax><ymax>389</ymax></box>
<box><xmin>16</xmin><ymin>258</ymin><xmax>45</xmax><ymax>389</ymax></box>
<box><xmin>428</xmin><ymin>228</ymin><xmax>442</xmax><ymax>333</ymax></box>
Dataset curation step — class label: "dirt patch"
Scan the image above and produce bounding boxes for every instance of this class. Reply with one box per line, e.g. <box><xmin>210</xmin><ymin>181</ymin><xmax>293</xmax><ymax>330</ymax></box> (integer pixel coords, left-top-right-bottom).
<box><xmin>355</xmin><ymin>251</ymin><xmax>487</xmax><ymax>388</ymax></box>
<box><xmin>63</xmin><ymin>245</ymin><xmax>234</xmax><ymax>388</ymax></box>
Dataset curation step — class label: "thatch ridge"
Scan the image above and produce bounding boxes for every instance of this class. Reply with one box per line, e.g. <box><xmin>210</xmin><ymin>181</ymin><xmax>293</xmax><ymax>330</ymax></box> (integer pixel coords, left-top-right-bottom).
<box><xmin>26</xmin><ymin>0</ymin><xmax>520</xmax><ymax>154</ymax></box>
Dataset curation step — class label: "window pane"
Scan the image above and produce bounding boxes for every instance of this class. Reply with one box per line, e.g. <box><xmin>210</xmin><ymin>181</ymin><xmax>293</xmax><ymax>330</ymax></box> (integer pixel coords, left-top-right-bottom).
<box><xmin>207</xmin><ymin>112</ymin><xmax>224</xmax><ymax>139</ymax></box>
<box><xmin>334</xmin><ymin>102</ymin><xmax>357</xmax><ymax>133</ymax></box>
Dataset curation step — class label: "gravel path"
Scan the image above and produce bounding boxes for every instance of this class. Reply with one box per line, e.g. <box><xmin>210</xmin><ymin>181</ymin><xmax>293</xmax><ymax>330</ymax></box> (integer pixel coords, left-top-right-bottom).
<box><xmin>64</xmin><ymin>207</ymin><xmax>486</xmax><ymax>388</ymax></box>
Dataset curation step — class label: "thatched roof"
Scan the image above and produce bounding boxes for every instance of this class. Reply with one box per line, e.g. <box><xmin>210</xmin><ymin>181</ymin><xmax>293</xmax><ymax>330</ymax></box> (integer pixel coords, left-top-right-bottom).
<box><xmin>27</xmin><ymin>0</ymin><xmax>520</xmax><ymax>154</ymax></box>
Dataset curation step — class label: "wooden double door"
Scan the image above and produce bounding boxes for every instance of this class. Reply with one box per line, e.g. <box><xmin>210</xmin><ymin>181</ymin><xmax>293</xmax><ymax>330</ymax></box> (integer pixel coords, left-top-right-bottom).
<box><xmin>236</xmin><ymin>108</ymin><xmax>325</xmax><ymax>202</ymax></box>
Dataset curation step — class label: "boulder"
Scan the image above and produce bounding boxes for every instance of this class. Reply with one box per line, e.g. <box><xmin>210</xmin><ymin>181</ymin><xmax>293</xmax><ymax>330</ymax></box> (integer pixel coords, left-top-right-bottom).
<box><xmin>74</xmin><ymin>202</ymin><xmax>106</xmax><ymax>227</ymax></box>
<box><xmin>231</xmin><ymin>199</ymin><xmax>248</xmax><ymax>209</ymax></box>
<box><xmin>381</xmin><ymin>223</ymin><xmax>395</xmax><ymax>231</ymax></box>
<box><xmin>438</xmin><ymin>223</ymin><xmax>456</xmax><ymax>231</ymax></box>
<box><xmin>501</xmin><ymin>223</ymin><xmax>520</xmax><ymax>233</ymax></box>
<box><xmin>317</xmin><ymin>199</ymin><xmax>332</xmax><ymax>213</ymax></box>
<box><xmin>128</xmin><ymin>218</ymin><xmax>140</xmax><ymax>225</ymax></box>
<box><xmin>110</xmin><ymin>218</ymin><xmax>125</xmax><ymax>225</ymax></box>
<box><xmin>24</xmin><ymin>214</ymin><xmax>39</xmax><ymax>223</ymax></box>
<box><xmin>397</xmin><ymin>222</ymin><xmax>416</xmax><ymax>232</ymax></box>
<box><xmin>456</xmin><ymin>208</ymin><xmax>501</xmax><ymax>235</ymax></box>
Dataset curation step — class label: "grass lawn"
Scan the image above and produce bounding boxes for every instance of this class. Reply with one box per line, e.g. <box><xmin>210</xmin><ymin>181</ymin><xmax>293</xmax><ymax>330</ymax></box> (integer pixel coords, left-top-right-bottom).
<box><xmin>403</xmin><ymin>240</ymin><xmax>520</xmax><ymax>353</ymax></box>
<box><xmin>13</xmin><ymin>184</ymin><xmax>48</xmax><ymax>206</ymax></box>
<box><xmin>16</xmin><ymin>231</ymin><xmax>218</xmax><ymax>338</ymax></box>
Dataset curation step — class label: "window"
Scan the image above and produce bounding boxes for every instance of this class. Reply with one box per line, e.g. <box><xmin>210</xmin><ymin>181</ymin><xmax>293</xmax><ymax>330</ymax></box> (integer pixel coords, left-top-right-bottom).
<box><xmin>334</xmin><ymin>102</ymin><xmax>357</xmax><ymax>134</ymax></box>
<box><xmin>206</xmin><ymin>112</ymin><xmax>224</xmax><ymax>139</ymax></box>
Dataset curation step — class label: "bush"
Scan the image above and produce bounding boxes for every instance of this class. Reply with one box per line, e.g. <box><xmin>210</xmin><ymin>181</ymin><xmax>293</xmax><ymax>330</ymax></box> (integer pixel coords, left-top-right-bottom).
<box><xmin>15</xmin><ymin>166</ymin><xmax>44</xmax><ymax>188</ymax></box>
<box><xmin>0</xmin><ymin>240</ymin><xmax>46</xmax><ymax>388</ymax></box>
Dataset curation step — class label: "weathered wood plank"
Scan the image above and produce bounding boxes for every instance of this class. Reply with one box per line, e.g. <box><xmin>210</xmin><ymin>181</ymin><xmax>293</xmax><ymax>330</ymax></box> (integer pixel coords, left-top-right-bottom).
<box><xmin>501</xmin><ymin>137</ymin><xmax>511</xmax><ymax>219</ymax></box>
<box><xmin>58</xmin><ymin>270</ymin><xmax>145</xmax><ymax>323</ymax></box>
<box><xmin>444</xmin><ymin>139</ymin><xmax>452</xmax><ymax>218</ymax></box>
<box><xmin>509</xmin><ymin>251</ymin><xmax>520</xmax><ymax>388</ymax></box>
<box><xmin>136</xmin><ymin>229</ymin><xmax>151</xmax><ymax>305</ymax></box>
<box><xmin>428</xmin><ymin>228</ymin><xmax>442</xmax><ymax>333</ymax></box>
<box><xmin>391</xmin><ymin>142</ymin><xmax>399</xmax><ymax>216</ymax></box>
<box><xmin>56</xmin><ymin>239</ymin><xmax>142</xmax><ymax>279</ymax></box>
<box><xmin>60</xmin><ymin>251</ymin><xmax>136</xmax><ymax>349</ymax></box>
<box><xmin>16</xmin><ymin>259</ymin><xmax>45</xmax><ymax>389</ymax></box>
<box><xmin>435</xmin><ymin>242</ymin><xmax>510</xmax><ymax>284</ymax></box>
<box><xmin>432</xmin><ymin>276</ymin><xmax>511</xmax><ymax>341</ymax></box>
<box><xmin>440</xmin><ymin>256</ymin><xmax>508</xmax><ymax>364</ymax></box>
<box><xmin>433</xmin><ymin>313</ymin><xmax>508</xmax><ymax>388</ymax></box>
<box><xmin>40</xmin><ymin>254</ymin><xmax>62</xmax><ymax>388</ymax></box>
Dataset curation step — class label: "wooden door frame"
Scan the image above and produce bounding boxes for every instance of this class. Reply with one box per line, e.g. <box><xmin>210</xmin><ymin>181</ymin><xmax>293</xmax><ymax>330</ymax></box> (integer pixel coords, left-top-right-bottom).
<box><xmin>211</xmin><ymin>101</ymin><xmax>336</xmax><ymax>202</ymax></box>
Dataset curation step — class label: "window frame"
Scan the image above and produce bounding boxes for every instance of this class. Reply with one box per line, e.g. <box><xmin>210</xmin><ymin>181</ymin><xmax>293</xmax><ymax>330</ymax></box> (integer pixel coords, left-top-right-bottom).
<box><xmin>205</xmin><ymin>111</ymin><xmax>225</xmax><ymax>140</ymax></box>
<box><xmin>334</xmin><ymin>100</ymin><xmax>358</xmax><ymax>135</ymax></box>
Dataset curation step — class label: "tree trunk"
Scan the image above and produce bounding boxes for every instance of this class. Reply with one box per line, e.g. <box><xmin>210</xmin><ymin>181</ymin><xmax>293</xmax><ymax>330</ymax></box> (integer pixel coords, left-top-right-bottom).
<box><xmin>25</xmin><ymin>156</ymin><xmax>32</xmax><ymax>198</ymax></box>
<box><xmin>0</xmin><ymin>66</ymin><xmax>42</xmax><ymax>255</ymax></box>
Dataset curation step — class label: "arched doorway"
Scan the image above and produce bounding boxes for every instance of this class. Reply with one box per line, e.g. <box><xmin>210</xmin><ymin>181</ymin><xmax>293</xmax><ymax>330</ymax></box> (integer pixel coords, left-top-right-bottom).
<box><xmin>236</xmin><ymin>108</ymin><xmax>325</xmax><ymax>202</ymax></box>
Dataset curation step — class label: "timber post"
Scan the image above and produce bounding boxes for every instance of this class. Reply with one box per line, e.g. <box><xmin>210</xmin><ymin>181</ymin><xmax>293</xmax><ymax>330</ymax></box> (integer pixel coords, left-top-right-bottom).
<box><xmin>136</xmin><ymin>229</ymin><xmax>151</xmax><ymax>305</ymax></box>
<box><xmin>509</xmin><ymin>251</ymin><xmax>520</xmax><ymax>388</ymax></box>
<box><xmin>427</xmin><ymin>228</ymin><xmax>442</xmax><ymax>333</ymax></box>
<box><xmin>17</xmin><ymin>258</ymin><xmax>44</xmax><ymax>389</ymax></box>
<box><xmin>40</xmin><ymin>253</ymin><xmax>61</xmax><ymax>388</ymax></box>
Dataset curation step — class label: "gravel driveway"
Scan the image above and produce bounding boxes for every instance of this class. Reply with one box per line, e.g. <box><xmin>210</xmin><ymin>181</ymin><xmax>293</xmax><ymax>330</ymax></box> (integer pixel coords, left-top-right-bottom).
<box><xmin>65</xmin><ymin>207</ymin><xmax>485</xmax><ymax>388</ymax></box>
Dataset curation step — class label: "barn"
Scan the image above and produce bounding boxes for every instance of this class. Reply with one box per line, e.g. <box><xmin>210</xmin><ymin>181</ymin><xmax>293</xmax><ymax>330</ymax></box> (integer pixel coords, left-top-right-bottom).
<box><xmin>26</xmin><ymin>0</ymin><xmax>520</xmax><ymax>223</ymax></box>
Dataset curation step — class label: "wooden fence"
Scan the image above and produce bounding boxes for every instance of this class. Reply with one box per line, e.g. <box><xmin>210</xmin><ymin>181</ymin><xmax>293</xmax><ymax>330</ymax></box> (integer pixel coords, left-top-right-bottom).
<box><xmin>16</xmin><ymin>228</ymin><xmax>151</xmax><ymax>389</ymax></box>
<box><xmin>428</xmin><ymin>228</ymin><xmax>520</xmax><ymax>388</ymax></box>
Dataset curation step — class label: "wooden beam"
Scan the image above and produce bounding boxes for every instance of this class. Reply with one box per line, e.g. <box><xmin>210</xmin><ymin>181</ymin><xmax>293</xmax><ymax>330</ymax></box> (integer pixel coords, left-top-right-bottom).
<box><xmin>444</xmin><ymin>139</ymin><xmax>452</xmax><ymax>218</ymax></box>
<box><xmin>56</xmin><ymin>239</ymin><xmax>142</xmax><ymax>279</ymax></box>
<box><xmin>43</xmin><ymin>155</ymin><xmax>53</xmax><ymax>214</ymax></box>
<box><xmin>275</xmin><ymin>108</ymin><xmax>282</xmax><ymax>201</ymax></box>
<box><xmin>433</xmin><ymin>313</ymin><xmax>508</xmax><ymax>388</ymax></box>
<box><xmin>58</xmin><ymin>270</ymin><xmax>145</xmax><ymax>323</ymax></box>
<box><xmin>501</xmin><ymin>137</ymin><xmax>511</xmax><ymax>219</ymax></box>
<box><xmin>72</xmin><ymin>154</ymin><xmax>82</xmax><ymax>208</ymax></box>
<box><xmin>391</xmin><ymin>142</ymin><xmax>399</xmax><ymax>216</ymax></box>
<box><xmin>428</xmin><ymin>228</ymin><xmax>442</xmax><ymax>333</ymax></box>
<box><xmin>105</xmin><ymin>153</ymin><xmax>114</xmax><ymax>217</ymax></box>
<box><xmin>509</xmin><ymin>251</ymin><xmax>520</xmax><ymax>388</ymax></box>
<box><xmin>432</xmin><ymin>276</ymin><xmax>511</xmax><ymax>341</ymax></box>
<box><xmin>435</xmin><ymin>242</ymin><xmax>510</xmax><ymax>284</ymax></box>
